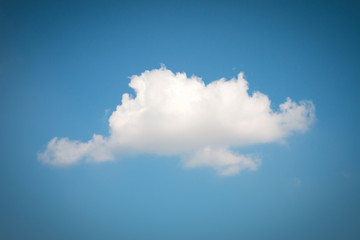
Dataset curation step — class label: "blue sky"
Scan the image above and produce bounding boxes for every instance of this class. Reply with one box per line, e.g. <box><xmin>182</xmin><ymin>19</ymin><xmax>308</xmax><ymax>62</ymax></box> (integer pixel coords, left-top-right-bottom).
<box><xmin>1</xmin><ymin>0</ymin><xmax>360</xmax><ymax>239</ymax></box>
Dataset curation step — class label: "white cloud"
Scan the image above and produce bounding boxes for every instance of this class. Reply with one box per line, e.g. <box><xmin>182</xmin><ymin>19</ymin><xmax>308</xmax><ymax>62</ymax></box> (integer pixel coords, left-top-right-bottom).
<box><xmin>182</xmin><ymin>147</ymin><xmax>260</xmax><ymax>176</ymax></box>
<box><xmin>38</xmin><ymin>66</ymin><xmax>315</xmax><ymax>175</ymax></box>
<box><xmin>39</xmin><ymin>134</ymin><xmax>113</xmax><ymax>166</ymax></box>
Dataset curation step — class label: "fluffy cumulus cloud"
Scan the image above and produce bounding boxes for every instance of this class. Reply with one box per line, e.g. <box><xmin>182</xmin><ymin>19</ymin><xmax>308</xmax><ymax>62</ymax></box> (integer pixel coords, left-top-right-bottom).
<box><xmin>38</xmin><ymin>66</ymin><xmax>315</xmax><ymax>175</ymax></box>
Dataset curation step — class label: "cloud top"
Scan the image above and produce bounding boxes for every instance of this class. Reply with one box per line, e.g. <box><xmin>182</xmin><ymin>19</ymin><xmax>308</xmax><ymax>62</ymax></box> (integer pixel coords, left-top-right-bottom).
<box><xmin>38</xmin><ymin>66</ymin><xmax>315</xmax><ymax>175</ymax></box>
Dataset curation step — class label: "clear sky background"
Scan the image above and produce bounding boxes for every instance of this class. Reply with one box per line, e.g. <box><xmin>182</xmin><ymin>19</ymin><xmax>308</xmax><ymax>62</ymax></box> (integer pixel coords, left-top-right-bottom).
<box><xmin>1</xmin><ymin>0</ymin><xmax>360</xmax><ymax>239</ymax></box>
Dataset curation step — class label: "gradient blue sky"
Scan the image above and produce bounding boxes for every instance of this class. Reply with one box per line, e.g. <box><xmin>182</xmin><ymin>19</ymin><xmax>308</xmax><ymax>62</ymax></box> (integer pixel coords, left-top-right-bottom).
<box><xmin>1</xmin><ymin>0</ymin><xmax>360</xmax><ymax>239</ymax></box>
